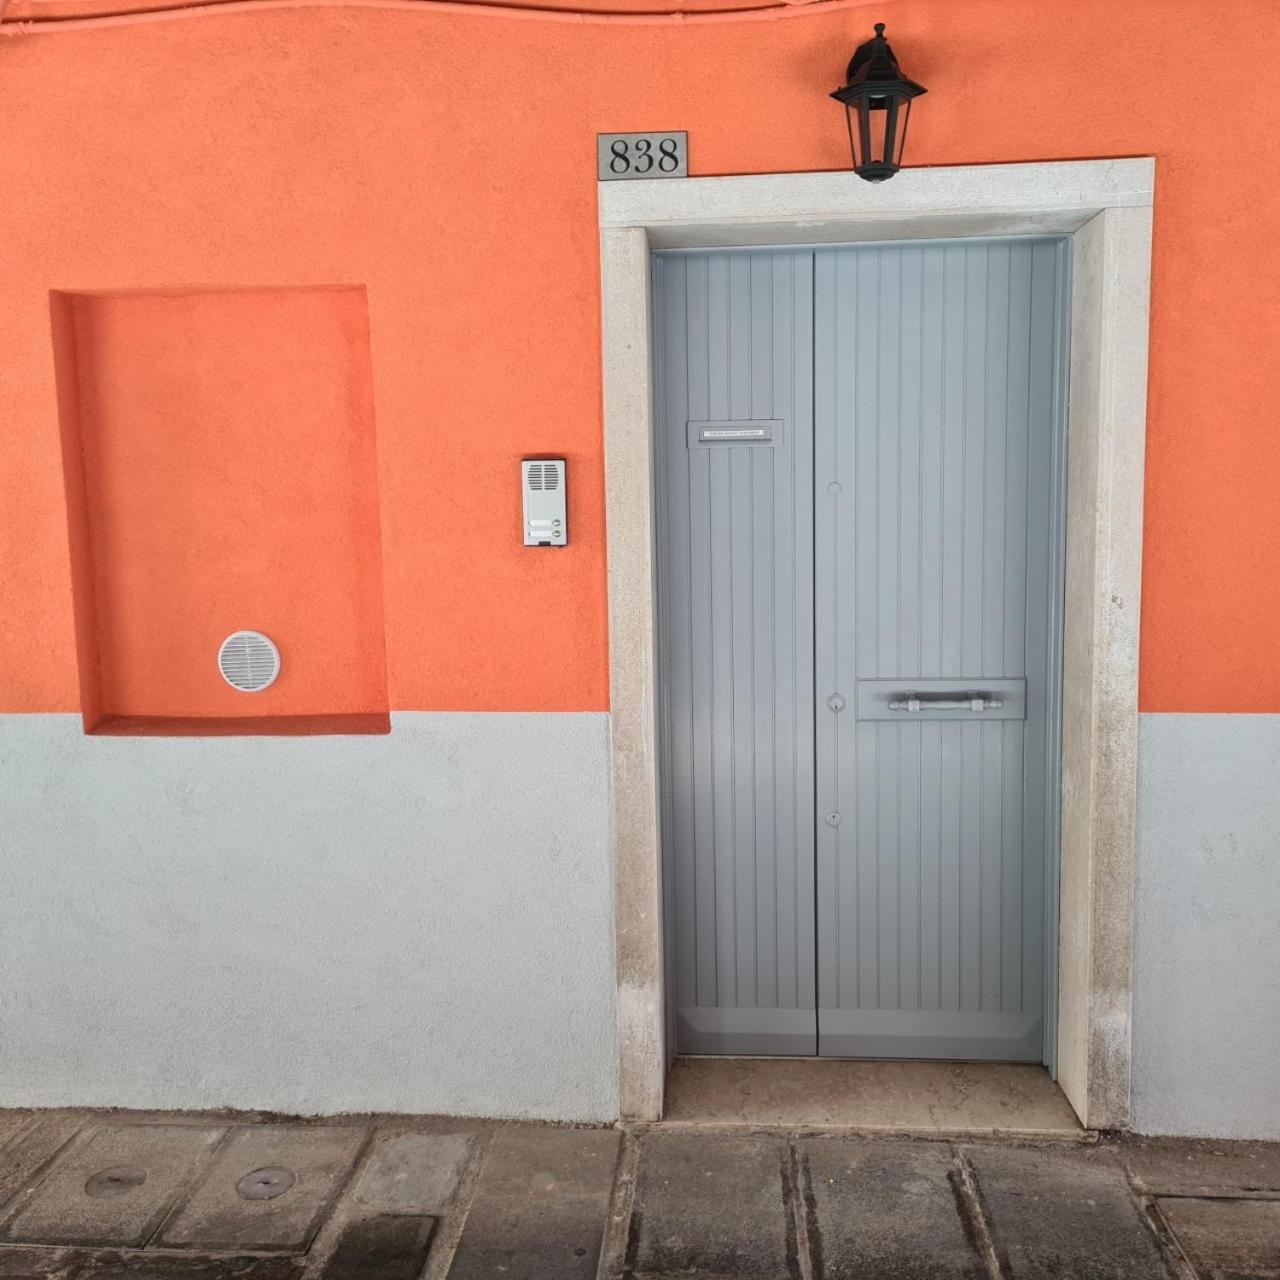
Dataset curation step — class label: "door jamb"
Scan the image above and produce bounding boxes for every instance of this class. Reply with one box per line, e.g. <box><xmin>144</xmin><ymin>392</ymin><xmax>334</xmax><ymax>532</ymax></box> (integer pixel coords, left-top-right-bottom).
<box><xmin>599</xmin><ymin>158</ymin><xmax>1155</xmax><ymax>1130</ymax></box>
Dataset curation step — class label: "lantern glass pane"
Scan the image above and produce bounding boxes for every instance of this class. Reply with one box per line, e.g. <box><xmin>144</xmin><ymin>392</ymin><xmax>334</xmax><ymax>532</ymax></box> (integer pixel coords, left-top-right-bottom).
<box><xmin>869</xmin><ymin>95</ymin><xmax>891</xmax><ymax>165</ymax></box>
<box><xmin>857</xmin><ymin>101</ymin><xmax>873</xmax><ymax>169</ymax></box>
<box><xmin>892</xmin><ymin>96</ymin><xmax>913</xmax><ymax>168</ymax></box>
<box><xmin>843</xmin><ymin>105</ymin><xmax>856</xmax><ymax>168</ymax></box>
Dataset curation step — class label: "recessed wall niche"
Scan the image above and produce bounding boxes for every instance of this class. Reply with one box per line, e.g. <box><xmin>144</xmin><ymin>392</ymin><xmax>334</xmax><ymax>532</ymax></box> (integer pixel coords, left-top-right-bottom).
<box><xmin>51</xmin><ymin>286</ymin><xmax>390</xmax><ymax>735</ymax></box>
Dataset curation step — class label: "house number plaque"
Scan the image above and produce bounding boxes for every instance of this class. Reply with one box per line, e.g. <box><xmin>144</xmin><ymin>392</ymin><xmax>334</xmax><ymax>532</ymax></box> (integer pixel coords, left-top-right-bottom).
<box><xmin>597</xmin><ymin>132</ymin><xmax>688</xmax><ymax>181</ymax></box>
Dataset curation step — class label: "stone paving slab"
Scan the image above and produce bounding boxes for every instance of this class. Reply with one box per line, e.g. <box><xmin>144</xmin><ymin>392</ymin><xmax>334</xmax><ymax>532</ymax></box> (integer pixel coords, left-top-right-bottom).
<box><xmin>625</xmin><ymin>1131</ymin><xmax>794</xmax><ymax>1280</ymax></box>
<box><xmin>2</xmin><ymin>1126</ymin><xmax>224</xmax><ymax>1248</ymax></box>
<box><xmin>965</xmin><ymin>1144</ymin><xmax>1172</xmax><ymax>1279</ymax></box>
<box><xmin>449</xmin><ymin>1193</ymin><xmax>611</xmax><ymax>1280</ymax></box>
<box><xmin>799</xmin><ymin>1137</ymin><xmax>984</xmax><ymax>1279</ymax></box>
<box><xmin>1157</xmin><ymin>1196</ymin><xmax>1280</xmax><ymax>1280</ymax></box>
<box><xmin>158</xmin><ymin>1126</ymin><xmax>365</xmax><ymax>1253</ymax></box>
<box><xmin>447</xmin><ymin>1125</ymin><xmax>619</xmax><ymax>1280</ymax></box>
<box><xmin>1122</xmin><ymin>1136</ymin><xmax>1280</xmax><ymax>1196</ymax></box>
<box><xmin>320</xmin><ymin>1214</ymin><xmax>435</xmax><ymax>1280</ymax></box>
<box><xmin>352</xmin><ymin>1131</ymin><xmax>473</xmax><ymax>1215</ymax></box>
<box><xmin>0</xmin><ymin>1118</ymin><xmax>85</xmax><ymax>1216</ymax></box>
<box><xmin>470</xmin><ymin>1126</ymin><xmax>618</xmax><ymax>1200</ymax></box>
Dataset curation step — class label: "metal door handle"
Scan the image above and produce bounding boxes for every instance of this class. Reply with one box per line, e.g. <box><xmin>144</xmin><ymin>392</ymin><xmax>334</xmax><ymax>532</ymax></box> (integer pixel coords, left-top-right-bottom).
<box><xmin>888</xmin><ymin>693</ymin><xmax>1004</xmax><ymax>713</ymax></box>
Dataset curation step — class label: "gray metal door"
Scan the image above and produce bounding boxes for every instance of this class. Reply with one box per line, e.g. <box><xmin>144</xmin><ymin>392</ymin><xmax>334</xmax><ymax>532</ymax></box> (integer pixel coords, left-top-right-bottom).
<box><xmin>654</xmin><ymin>239</ymin><xmax>1067</xmax><ymax>1062</ymax></box>
<box><xmin>653</xmin><ymin>250</ymin><xmax>817</xmax><ymax>1055</ymax></box>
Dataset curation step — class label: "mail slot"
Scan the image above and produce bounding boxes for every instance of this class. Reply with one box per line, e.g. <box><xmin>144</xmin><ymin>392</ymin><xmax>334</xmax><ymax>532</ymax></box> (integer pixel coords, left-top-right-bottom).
<box><xmin>687</xmin><ymin>419</ymin><xmax>783</xmax><ymax>448</ymax></box>
<box><xmin>855</xmin><ymin>678</ymin><xmax>1027</xmax><ymax>721</ymax></box>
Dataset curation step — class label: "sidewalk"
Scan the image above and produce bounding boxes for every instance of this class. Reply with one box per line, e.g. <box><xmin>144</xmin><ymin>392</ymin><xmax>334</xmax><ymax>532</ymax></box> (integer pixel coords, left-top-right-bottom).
<box><xmin>2</xmin><ymin>1109</ymin><xmax>1279</xmax><ymax>1279</ymax></box>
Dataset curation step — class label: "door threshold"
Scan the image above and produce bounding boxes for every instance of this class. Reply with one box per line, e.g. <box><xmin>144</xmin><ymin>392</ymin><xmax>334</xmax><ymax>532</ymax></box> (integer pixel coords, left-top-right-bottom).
<box><xmin>661</xmin><ymin>1056</ymin><xmax>1086</xmax><ymax>1139</ymax></box>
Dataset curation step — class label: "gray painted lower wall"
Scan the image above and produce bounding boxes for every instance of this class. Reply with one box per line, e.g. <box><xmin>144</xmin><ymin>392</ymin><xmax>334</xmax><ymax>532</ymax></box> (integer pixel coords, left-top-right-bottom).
<box><xmin>1133</xmin><ymin>712</ymin><xmax>1280</xmax><ymax>1139</ymax></box>
<box><xmin>0</xmin><ymin>712</ymin><xmax>618</xmax><ymax>1121</ymax></box>
<box><xmin>5</xmin><ymin>707</ymin><xmax>1276</xmax><ymax>1136</ymax></box>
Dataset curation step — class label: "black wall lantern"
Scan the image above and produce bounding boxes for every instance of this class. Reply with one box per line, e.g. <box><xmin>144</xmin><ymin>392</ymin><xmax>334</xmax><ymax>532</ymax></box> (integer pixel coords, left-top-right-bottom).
<box><xmin>831</xmin><ymin>23</ymin><xmax>926</xmax><ymax>182</ymax></box>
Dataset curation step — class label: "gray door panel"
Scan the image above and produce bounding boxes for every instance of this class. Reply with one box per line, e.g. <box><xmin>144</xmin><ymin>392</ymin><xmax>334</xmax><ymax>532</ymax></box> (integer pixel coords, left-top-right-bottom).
<box><xmin>814</xmin><ymin>239</ymin><xmax>1066</xmax><ymax>1061</ymax></box>
<box><xmin>653</xmin><ymin>251</ymin><xmax>817</xmax><ymax>1056</ymax></box>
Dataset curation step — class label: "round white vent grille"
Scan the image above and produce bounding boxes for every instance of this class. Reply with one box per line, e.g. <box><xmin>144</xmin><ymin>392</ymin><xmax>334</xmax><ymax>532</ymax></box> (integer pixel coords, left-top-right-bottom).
<box><xmin>218</xmin><ymin>631</ymin><xmax>281</xmax><ymax>693</ymax></box>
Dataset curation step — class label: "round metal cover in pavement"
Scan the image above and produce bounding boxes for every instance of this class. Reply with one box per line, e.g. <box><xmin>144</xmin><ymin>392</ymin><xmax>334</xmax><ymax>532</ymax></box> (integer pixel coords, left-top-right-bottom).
<box><xmin>85</xmin><ymin>1166</ymin><xmax>147</xmax><ymax>1198</ymax></box>
<box><xmin>217</xmin><ymin>630</ymin><xmax>281</xmax><ymax>693</ymax></box>
<box><xmin>237</xmin><ymin>1166</ymin><xmax>297</xmax><ymax>1201</ymax></box>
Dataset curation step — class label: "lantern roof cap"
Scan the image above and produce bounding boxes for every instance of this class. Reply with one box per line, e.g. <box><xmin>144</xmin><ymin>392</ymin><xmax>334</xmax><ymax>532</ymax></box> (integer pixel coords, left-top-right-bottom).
<box><xmin>831</xmin><ymin>22</ymin><xmax>927</xmax><ymax>103</ymax></box>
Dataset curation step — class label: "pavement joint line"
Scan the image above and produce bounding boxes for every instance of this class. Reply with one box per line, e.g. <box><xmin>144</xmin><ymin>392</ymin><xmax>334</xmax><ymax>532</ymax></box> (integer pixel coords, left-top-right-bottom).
<box><xmin>302</xmin><ymin>1124</ymin><xmax>378</xmax><ymax>1257</ymax></box>
<box><xmin>418</xmin><ymin>1127</ymin><xmax>492</xmax><ymax>1280</ymax></box>
<box><xmin>952</xmin><ymin>1148</ymin><xmax>1004</xmax><ymax>1280</ymax></box>
<box><xmin>594</xmin><ymin>1127</ymin><xmax>640</xmax><ymax>1280</ymax></box>
<box><xmin>296</xmin><ymin>1124</ymin><xmax>383</xmax><ymax>1276</ymax></box>
<box><xmin>1134</xmin><ymin>1194</ymin><xmax>1201</xmax><ymax>1280</ymax></box>
<box><xmin>0</xmin><ymin>1242</ymin><xmax>308</xmax><ymax>1261</ymax></box>
<box><xmin>776</xmin><ymin>1138</ymin><xmax>803</xmax><ymax>1280</ymax></box>
<box><xmin>1143</xmin><ymin>1188</ymin><xmax>1280</xmax><ymax>1202</ymax></box>
<box><xmin>1119</xmin><ymin>1161</ymin><xmax>1201</xmax><ymax>1280</ymax></box>
<box><xmin>147</xmin><ymin>1123</ymin><xmax>234</xmax><ymax>1250</ymax></box>
<box><xmin>141</xmin><ymin>1122</ymin><xmax>234</xmax><ymax>1249</ymax></box>
<box><xmin>785</xmin><ymin>1140</ymin><xmax>816</xmax><ymax>1280</ymax></box>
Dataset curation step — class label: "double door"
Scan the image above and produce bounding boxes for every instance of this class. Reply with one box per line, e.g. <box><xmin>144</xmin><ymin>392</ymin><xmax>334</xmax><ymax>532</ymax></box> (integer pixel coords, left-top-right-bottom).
<box><xmin>653</xmin><ymin>239</ymin><xmax>1067</xmax><ymax>1060</ymax></box>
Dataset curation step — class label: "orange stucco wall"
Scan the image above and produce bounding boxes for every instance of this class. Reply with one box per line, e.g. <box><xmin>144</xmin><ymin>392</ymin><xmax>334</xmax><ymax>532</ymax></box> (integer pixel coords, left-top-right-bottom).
<box><xmin>1</xmin><ymin>0</ymin><xmax>1278</xmax><ymax>714</ymax></box>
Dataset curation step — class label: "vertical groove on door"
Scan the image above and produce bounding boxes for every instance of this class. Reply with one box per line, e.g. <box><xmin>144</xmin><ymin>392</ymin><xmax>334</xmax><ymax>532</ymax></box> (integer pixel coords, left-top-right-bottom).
<box><xmin>751</xmin><ymin>253</ymin><xmax>776</xmax><ymax>1008</ymax></box>
<box><xmin>1002</xmin><ymin>241</ymin><xmax>1033</xmax><ymax>1013</ymax></box>
<box><xmin>656</xmin><ymin>249</ymin><xmax>816</xmax><ymax>1056</ymax></box>
<box><xmin>655</xmin><ymin>258</ymin><xmax>690</xmax><ymax>1020</ymax></box>
<box><xmin>792</xmin><ymin>256</ymin><xmax>817</xmax><ymax>1020</ymax></box>
<box><xmin>685</xmin><ymin>254</ymin><xmax>717</xmax><ymax>1013</ymax></box>
<box><xmin>918</xmin><ymin>245</ymin><xmax>945</xmax><ymax>1017</ymax></box>
<box><xmin>1019</xmin><ymin>240</ymin><xmax>1063</xmax><ymax>1019</ymax></box>
<box><xmin>898</xmin><ymin>247</ymin><xmax>923</xmax><ymax>1015</ymax></box>
<box><xmin>854</xmin><ymin>248</ymin><xmax>877</xmax><ymax>1013</ymax></box>
<box><xmin>653</xmin><ymin>256</ymin><xmax>676</xmax><ymax>1056</ymax></box>
<box><xmin>813</xmin><ymin>252</ymin><xmax>839</xmax><ymax>1031</ymax></box>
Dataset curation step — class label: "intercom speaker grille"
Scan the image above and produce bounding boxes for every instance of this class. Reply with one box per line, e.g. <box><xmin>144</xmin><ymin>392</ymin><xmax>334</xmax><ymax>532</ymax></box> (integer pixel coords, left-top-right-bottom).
<box><xmin>526</xmin><ymin>462</ymin><xmax>560</xmax><ymax>491</ymax></box>
<box><xmin>218</xmin><ymin>631</ymin><xmax>281</xmax><ymax>692</ymax></box>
